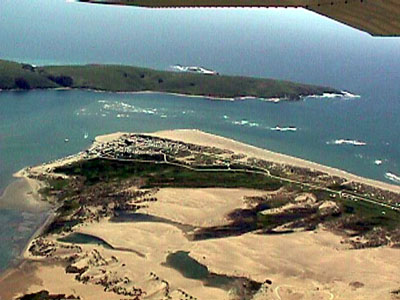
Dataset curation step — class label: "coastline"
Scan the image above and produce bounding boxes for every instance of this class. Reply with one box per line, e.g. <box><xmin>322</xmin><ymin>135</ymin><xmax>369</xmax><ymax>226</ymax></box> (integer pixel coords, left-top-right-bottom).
<box><xmin>2</xmin><ymin>127</ymin><xmax>399</xmax><ymax>258</ymax></box>
<box><xmin>150</xmin><ymin>129</ymin><xmax>400</xmax><ymax>193</ymax></box>
<box><xmin>0</xmin><ymin>86</ymin><xmax>351</xmax><ymax>103</ymax></box>
<box><xmin>0</xmin><ymin>169</ymin><xmax>48</xmax><ymax>212</ymax></box>
<box><xmin>0</xmin><ymin>58</ymin><xmax>344</xmax><ymax>102</ymax></box>
<box><xmin>1</xmin><ymin>129</ymin><xmax>400</xmax><ymax>299</ymax></box>
<box><xmin>95</xmin><ymin>129</ymin><xmax>400</xmax><ymax>193</ymax></box>
<box><xmin>0</xmin><ymin>169</ymin><xmax>53</xmax><ymax>275</ymax></box>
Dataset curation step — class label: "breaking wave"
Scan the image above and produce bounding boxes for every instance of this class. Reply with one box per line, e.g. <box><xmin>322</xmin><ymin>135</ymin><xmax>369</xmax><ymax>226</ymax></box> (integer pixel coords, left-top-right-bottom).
<box><xmin>98</xmin><ymin>100</ymin><xmax>162</xmax><ymax>117</ymax></box>
<box><xmin>327</xmin><ymin>139</ymin><xmax>366</xmax><ymax>146</ymax></box>
<box><xmin>259</xmin><ymin>97</ymin><xmax>286</xmax><ymax>103</ymax></box>
<box><xmin>231</xmin><ymin>120</ymin><xmax>259</xmax><ymax>127</ymax></box>
<box><xmin>385</xmin><ymin>172</ymin><xmax>400</xmax><ymax>184</ymax></box>
<box><xmin>270</xmin><ymin>126</ymin><xmax>297</xmax><ymax>132</ymax></box>
<box><xmin>305</xmin><ymin>91</ymin><xmax>361</xmax><ymax>100</ymax></box>
<box><xmin>171</xmin><ymin>64</ymin><xmax>218</xmax><ymax>75</ymax></box>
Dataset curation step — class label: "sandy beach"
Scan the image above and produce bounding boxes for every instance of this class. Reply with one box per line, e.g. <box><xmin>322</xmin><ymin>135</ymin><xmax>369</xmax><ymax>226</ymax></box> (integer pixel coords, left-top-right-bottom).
<box><xmin>151</xmin><ymin>129</ymin><xmax>400</xmax><ymax>193</ymax></box>
<box><xmin>0</xmin><ymin>170</ymin><xmax>48</xmax><ymax>213</ymax></box>
<box><xmin>1</xmin><ymin>129</ymin><xmax>399</xmax><ymax>300</ymax></box>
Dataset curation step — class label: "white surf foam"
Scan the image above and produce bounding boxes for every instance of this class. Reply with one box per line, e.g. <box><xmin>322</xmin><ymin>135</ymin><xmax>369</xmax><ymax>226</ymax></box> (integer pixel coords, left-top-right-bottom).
<box><xmin>305</xmin><ymin>91</ymin><xmax>361</xmax><ymax>100</ymax></box>
<box><xmin>231</xmin><ymin>120</ymin><xmax>260</xmax><ymax>127</ymax></box>
<box><xmin>327</xmin><ymin>139</ymin><xmax>366</xmax><ymax>146</ymax></box>
<box><xmin>341</xmin><ymin>91</ymin><xmax>361</xmax><ymax>99</ymax></box>
<box><xmin>171</xmin><ymin>65</ymin><xmax>218</xmax><ymax>75</ymax></box>
<box><xmin>270</xmin><ymin>126</ymin><xmax>297</xmax><ymax>132</ymax></box>
<box><xmin>259</xmin><ymin>97</ymin><xmax>285</xmax><ymax>103</ymax></box>
<box><xmin>100</xmin><ymin>100</ymin><xmax>159</xmax><ymax>116</ymax></box>
<box><xmin>235</xmin><ymin>96</ymin><xmax>257</xmax><ymax>101</ymax></box>
<box><xmin>116</xmin><ymin>113</ymin><xmax>130</xmax><ymax>118</ymax></box>
<box><xmin>233</xmin><ymin>120</ymin><xmax>249</xmax><ymax>126</ymax></box>
<box><xmin>385</xmin><ymin>172</ymin><xmax>400</xmax><ymax>184</ymax></box>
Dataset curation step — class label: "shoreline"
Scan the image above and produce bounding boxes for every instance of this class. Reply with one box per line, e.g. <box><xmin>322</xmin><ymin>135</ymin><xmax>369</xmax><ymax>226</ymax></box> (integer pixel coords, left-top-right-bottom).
<box><xmin>150</xmin><ymin>129</ymin><xmax>400</xmax><ymax>193</ymax></box>
<box><xmin>1</xmin><ymin>129</ymin><xmax>400</xmax><ymax>299</ymax></box>
<box><xmin>94</xmin><ymin>129</ymin><xmax>400</xmax><ymax>193</ymax></box>
<box><xmin>1</xmin><ymin>130</ymin><xmax>399</xmax><ymax>261</ymax></box>
<box><xmin>0</xmin><ymin>86</ymin><xmax>353</xmax><ymax>103</ymax></box>
<box><xmin>0</xmin><ymin>58</ymin><xmax>345</xmax><ymax>102</ymax></box>
<box><xmin>0</xmin><ymin>169</ymin><xmax>54</xmax><ymax>278</ymax></box>
<box><xmin>0</xmin><ymin>170</ymin><xmax>48</xmax><ymax>212</ymax></box>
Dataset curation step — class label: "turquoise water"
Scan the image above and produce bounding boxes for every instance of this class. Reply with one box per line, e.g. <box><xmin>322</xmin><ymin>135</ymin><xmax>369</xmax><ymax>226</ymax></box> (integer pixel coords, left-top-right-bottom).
<box><xmin>2</xmin><ymin>90</ymin><xmax>398</xmax><ymax>188</ymax></box>
<box><xmin>0</xmin><ymin>0</ymin><xmax>400</xmax><ymax>274</ymax></box>
<box><xmin>0</xmin><ymin>208</ymin><xmax>49</xmax><ymax>271</ymax></box>
<box><xmin>0</xmin><ymin>90</ymin><xmax>399</xmax><ymax>272</ymax></box>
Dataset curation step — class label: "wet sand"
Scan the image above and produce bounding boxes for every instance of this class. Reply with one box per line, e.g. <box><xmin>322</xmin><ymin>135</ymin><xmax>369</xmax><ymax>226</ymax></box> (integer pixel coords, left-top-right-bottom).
<box><xmin>0</xmin><ymin>176</ymin><xmax>48</xmax><ymax>213</ymax></box>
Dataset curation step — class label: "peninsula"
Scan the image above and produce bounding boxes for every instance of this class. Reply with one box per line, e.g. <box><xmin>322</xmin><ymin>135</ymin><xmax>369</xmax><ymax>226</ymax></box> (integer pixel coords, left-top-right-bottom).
<box><xmin>1</xmin><ymin>130</ymin><xmax>400</xmax><ymax>300</ymax></box>
<box><xmin>0</xmin><ymin>59</ymin><xmax>342</xmax><ymax>100</ymax></box>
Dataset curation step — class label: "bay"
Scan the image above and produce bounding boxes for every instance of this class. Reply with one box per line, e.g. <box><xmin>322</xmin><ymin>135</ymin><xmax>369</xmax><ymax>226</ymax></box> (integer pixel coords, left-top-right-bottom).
<box><xmin>0</xmin><ymin>0</ymin><xmax>399</xmax><ymax>274</ymax></box>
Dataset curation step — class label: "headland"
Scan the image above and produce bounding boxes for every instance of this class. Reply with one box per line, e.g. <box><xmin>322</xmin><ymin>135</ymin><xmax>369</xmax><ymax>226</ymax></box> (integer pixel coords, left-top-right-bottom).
<box><xmin>0</xmin><ymin>59</ymin><xmax>344</xmax><ymax>101</ymax></box>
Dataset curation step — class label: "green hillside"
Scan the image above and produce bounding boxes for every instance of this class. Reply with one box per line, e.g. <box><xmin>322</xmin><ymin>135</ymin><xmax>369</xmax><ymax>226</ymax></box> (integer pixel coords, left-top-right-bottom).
<box><xmin>0</xmin><ymin>60</ymin><xmax>58</xmax><ymax>90</ymax></box>
<box><xmin>0</xmin><ymin>59</ymin><xmax>341</xmax><ymax>100</ymax></box>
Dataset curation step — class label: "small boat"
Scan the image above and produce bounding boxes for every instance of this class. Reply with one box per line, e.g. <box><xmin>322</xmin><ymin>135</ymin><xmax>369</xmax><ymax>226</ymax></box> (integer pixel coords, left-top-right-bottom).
<box><xmin>84</xmin><ymin>133</ymin><xmax>89</xmax><ymax>139</ymax></box>
<box><xmin>64</xmin><ymin>138</ymin><xmax>69</xmax><ymax>143</ymax></box>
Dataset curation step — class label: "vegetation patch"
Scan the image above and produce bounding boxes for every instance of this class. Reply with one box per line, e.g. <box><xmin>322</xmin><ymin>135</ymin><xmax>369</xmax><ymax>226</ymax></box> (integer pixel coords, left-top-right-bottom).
<box><xmin>0</xmin><ymin>59</ymin><xmax>341</xmax><ymax>100</ymax></box>
<box><xmin>54</xmin><ymin>158</ymin><xmax>283</xmax><ymax>191</ymax></box>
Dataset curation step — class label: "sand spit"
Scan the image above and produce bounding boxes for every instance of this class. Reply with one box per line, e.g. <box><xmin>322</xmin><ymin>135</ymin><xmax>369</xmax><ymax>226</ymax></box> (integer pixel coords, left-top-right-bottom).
<box><xmin>1</xmin><ymin>129</ymin><xmax>400</xmax><ymax>300</ymax></box>
<box><xmin>150</xmin><ymin>129</ymin><xmax>400</xmax><ymax>193</ymax></box>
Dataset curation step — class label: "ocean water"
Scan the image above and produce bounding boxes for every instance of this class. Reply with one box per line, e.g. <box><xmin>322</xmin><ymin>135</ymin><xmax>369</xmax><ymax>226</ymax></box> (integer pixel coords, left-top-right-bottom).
<box><xmin>0</xmin><ymin>0</ymin><xmax>399</xmax><ymax>273</ymax></box>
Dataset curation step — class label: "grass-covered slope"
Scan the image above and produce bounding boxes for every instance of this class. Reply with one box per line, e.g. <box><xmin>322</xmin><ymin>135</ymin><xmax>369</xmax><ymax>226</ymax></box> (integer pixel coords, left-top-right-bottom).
<box><xmin>0</xmin><ymin>60</ymin><xmax>58</xmax><ymax>90</ymax></box>
<box><xmin>0</xmin><ymin>59</ymin><xmax>341</xmax><ymax>99</ymax></box>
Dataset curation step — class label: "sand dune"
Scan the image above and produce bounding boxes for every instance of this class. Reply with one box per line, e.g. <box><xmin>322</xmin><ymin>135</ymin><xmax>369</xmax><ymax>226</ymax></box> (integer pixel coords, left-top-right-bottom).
<box><xmin>142</xmin><ymin>188</ymin><xmax>266</xmax><ymax>228</ymax></box>
<box><xmin>2</xmin><ymin>129</ymin><xmax>400</xmax><ymax>300</ymax></box>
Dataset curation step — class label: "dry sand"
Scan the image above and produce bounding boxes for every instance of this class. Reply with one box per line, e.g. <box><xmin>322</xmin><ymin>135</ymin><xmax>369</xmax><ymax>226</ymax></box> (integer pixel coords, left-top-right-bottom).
<box><xmin>1</xmin><ymin>129</ymin><xmax>400</xmax><ymax>300</ymax></box>
<box><xmin>95</xmin><ymin>131</ymin><xmax>127</xmax><ymax>143</ymax></box>
<box><xmin>19</xmin><ymin>212</ymin><xmax>398</xmax><ymax>299</ymax></box>
<box><xmin>142</xmin><ymin>188</ymin><xmax>266</xmax><ymax>227</ymax></box>
<box><xmin>0</xmin><ymin>260</ymin><xmax>123</xmax><ymax>300</ymax></box>
<box><xmin>90</xmin><ymin>129</ymin><xmax>400</xmax><ymax>193</ymax></box>
<box><xmin>150</xmin><ymin>129</ymin><xmax>400</xmax><ymax>193</ymax></box>
<box><xmin>2</xmin><ymin>185</ymin><xmax>398</xmax><ymax>299</ymax></box>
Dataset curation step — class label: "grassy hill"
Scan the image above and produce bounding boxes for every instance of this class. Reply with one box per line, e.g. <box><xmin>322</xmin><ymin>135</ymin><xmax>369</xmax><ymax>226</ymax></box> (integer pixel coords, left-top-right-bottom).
<box><xmin>0</xmin><ymin>60</ymin><xmax>58</xmax><ymax>90</ymax></box>
<box><xmin>0</xmin><ymin>59</ymin><xmax>341</xmax><ymax>100</ymax></box>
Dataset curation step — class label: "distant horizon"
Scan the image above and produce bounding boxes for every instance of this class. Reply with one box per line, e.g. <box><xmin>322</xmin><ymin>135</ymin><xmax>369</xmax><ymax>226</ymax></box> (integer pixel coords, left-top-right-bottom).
<box><xmin>1</xmin><ymin>0</ymin><xmax>400</xmax><ymax>96</ymax></box>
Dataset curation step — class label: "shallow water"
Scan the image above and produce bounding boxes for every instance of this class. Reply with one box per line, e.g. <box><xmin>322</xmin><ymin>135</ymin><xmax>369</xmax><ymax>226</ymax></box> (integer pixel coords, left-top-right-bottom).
<box><xmin>1</xmin><ymin>0</ymin><xmax>400</xmax><ymax>276</ymax></box>
<box><xmin>0</xmin><ymin>89</ymin><xmax>399</xmax><ymax>273</ymax></box>
<box><xmin>0</xmin><ymin>209</ymin><xmax>49</xmax><ymax>272</ymax></box>
<box><xmin>164</xmin><ymin>251</ymin><xmax>237</xmax><ymax>288</ymax></box>
<box><xmin>58</xmin><ymin>233</ymin><xmax>113</xmax><ymax>249</ymax></box>
<box><xmin>164</xmin><ymin>251</ymin><xmax>262</xmax><ymax>296</ymax></box>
